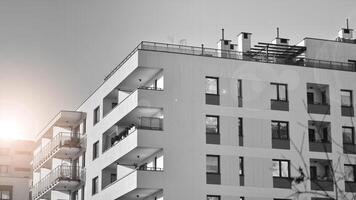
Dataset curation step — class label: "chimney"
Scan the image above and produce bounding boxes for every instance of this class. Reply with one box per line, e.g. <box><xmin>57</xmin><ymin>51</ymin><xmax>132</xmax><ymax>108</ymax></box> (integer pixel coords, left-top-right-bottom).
<box><xmin>217</xmin><ymin>28</ymin><xmax>236</xmax><ymax>51</ymax></box>
<box><xmin>271</xmin><ymin>27</ymin><xmax>289</xmax><ymax>45</ymax></box>
<box><xmin>217</xmin><ymin>29</ymin><xmax>237</xmax><ymax>58</ymax></box>
<box><xmin>337</xmin><ymin>19</ymin><xmax>354</xmax><ymax>40</ymax></box>
<box><xmin>237</xmin><ymin>32</ymin><xmax>252</xmax><ymax>52</ymax></box>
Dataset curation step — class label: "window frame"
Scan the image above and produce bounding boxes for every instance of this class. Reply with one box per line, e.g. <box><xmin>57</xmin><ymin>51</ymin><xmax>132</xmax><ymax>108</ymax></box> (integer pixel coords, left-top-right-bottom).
<box><xmin>206</xmin><ymin>155</ymin><xmax>220</xmax><ymax>174</ymax></box>
<box><xmin>271</xmin><ymin>121</ymin><xmax>289</xmax><ymax>140</ymax></box>
<box><xmin>239</xmin><ymin>157</ymin><xmax>244</xmax><ymax>176</ymax></box>
<box><xmin>343</xmin><ymin>126</ymin><xmax>355</xmax><ymax>145</ymax></box>
<box><xmin>205</xmin><ymin>76</ymin><xmax>219</xmax><ymax>95</ymax></box>
<box><xmin>92</xmin><ymin>176</ymin><xmax>98</xmax><ymax>195</ymax></box>
<box><xmin>345</xmin><ymin>164</ymin><xmax>356</xmax><ymax>182</ymax></box>
<box><xmin>341</xmin><ymin>89</ymin><xmax>353</xmax><ymax>107</ymax></box>
<box><xmin>272</xmin><ymin>159</ymin><xmax>290</xmax><ymax>178</ymax></box>
<box><xmin>92</xmin><ymin>141</ymin><xmax>99</xmax><ymax>160</ymax></box>
<box><xmin>206</xmin><ymin>115</ymin><xmax>220</xmax><ymax>135</ymax></box>
<box><xmin>207</xmin><ymin>195</ymin><xmax>221</xmax><ymax>200</ymax></box>
<box><xmin>238</xmin><ymin>117</ymin><xmax>243</xmax><ymax>137</ymax></box>
<box><xmin>271</xmin><ymin>83</ymin><xmax>288</xmax><ymax>102</ymax></box>
<box><xmin>93</xmin><ymin>106</ymin><xmax>100</xmax><ymax>125</ymax></box>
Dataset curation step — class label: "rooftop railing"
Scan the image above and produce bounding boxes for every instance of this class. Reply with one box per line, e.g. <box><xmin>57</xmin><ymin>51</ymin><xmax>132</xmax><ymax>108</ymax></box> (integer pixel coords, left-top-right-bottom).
<box><xmin>32</xmin><ymin>165</ymin><xmax>84</xmax><ymax>200</ymax></box>
<box><xmin>104</xmin><ymin>41</ymin><xmax>356</xmax><ymax>80</ymax></box>
<box><xmin>33</xmin><ymin>132</ymin><xmax>81</xmax><ymax>170</ymax></box>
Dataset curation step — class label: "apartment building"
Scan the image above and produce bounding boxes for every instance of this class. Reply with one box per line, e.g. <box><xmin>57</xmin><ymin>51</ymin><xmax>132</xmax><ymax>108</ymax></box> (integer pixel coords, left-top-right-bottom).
<box><xmin>0</xmin><ymin>139</ymin><xmax>34</xmax><ymax>200</ymax></box>
<box><xmin>31</xmin><ymin>25</ymin><xmax>356</xmax><ymax>200</ymax></box>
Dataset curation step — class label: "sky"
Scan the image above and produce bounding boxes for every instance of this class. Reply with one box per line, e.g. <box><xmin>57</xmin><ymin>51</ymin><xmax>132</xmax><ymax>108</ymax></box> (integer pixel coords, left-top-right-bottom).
<box><xmin>0</xmin><ymin>0</ymin><xmax>356</xmax><ymax>139</ymax></box>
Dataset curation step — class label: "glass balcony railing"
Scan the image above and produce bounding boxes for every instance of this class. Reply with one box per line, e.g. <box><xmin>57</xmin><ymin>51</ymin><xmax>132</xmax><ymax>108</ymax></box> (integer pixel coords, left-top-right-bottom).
<box><xmin>33</xmin><ymin>132</ymin><xmax>82</xmax><ymax>170</ymax></box>
<box><xmin>104</xmin><ymin>41</ymin><xmax>356</xmax><ymax>80</ymax></box>
<box><xmin>31</xmin><ymin>165</ymin><xmax>85</xmax><ymax>200</ymax></box>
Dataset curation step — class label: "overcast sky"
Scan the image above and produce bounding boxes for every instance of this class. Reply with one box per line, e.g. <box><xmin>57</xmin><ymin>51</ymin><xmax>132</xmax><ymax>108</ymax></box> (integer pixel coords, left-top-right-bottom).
<box><xmin>0</xmin><ymin>0</ymin><xmax>355</xmax><ymax>139</ymax></box>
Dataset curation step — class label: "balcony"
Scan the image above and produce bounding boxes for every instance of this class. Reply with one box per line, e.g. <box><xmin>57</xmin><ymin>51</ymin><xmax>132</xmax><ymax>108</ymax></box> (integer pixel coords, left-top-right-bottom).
<box><xmin>98</xmin><ymin>168</ymin><xmax>163</xmax><ymax>200</ymax></box>
<box><xmin>307</xmin><ymin>83</ymin><xmax>330</xmax><ymax>115</ymax></box>
<box><xmin>272</xmin><ymin>138</ymin><xmax>290</xmax><ymax>150</ymax></box>
<box><xmin>310</xmin><ymin>159</ymin><xmax>333</xmax><ymax>191</ymax></box>
<box><xmin>311</xmin><ymin>179</ymin><xmax>334</xmax><ymax>191</ymax></box>
<box><xmin>308</xmin><ymin>121</ymin><xmax>332</xmax><ymax>153</ymax></box>
<box><xmin>342</xmin><ymin>106</ymin><xmax>354</xmax><ymax>117</ymax></box>
<box><xmin>273</xmin><ymin>177</ymin><xmax>292</xmax><ymax>189</ymax></box>
<box><xmin>271</xmin><ymin>100</ymin><xmax>289</xmax><ymax>111</ymax></box>
<box><xmin>33</xmin><ymin>132</ymin><xmax>82</xmax><ymax>171</ymax></box>
<box><xmin>31</xmin><ymin>165</ymin><xmax>85</xmax><ymax>200</ymax></box>
<box><xmin>343</xmin><ymin>143</ymin><xmax>356</xmax><ymax>154</ymax></box>
<box><xmin>345</xmin><ymin>181</ymin><xmax>356</xmax><ymax>192</ymax></box>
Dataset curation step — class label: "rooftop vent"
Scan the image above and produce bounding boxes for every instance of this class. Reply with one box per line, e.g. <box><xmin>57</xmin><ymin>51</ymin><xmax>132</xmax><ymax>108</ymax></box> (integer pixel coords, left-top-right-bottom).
<box><xmin>217</xmin><ymin>28</ymin><xmax>237</xmax><ymax>51</ymax></box>
<box><xmin>271</xmin><ymin>27</ymin><xmax>289</xmax><ymax>45</ymax></box>
<box><xmin>336</xmin><ymin>19</ymin><xmax>356</xmax><ymax>43</ymax></box>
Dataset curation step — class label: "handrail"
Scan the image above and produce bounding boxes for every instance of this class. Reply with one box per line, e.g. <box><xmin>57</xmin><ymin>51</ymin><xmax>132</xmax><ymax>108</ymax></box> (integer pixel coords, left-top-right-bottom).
<box><xmin>33</xmin><ymin>132</ymin><xmax>81</xmax><ymax>170</ymax></box>
<box><xmin>102</xmin><ymin>167</ymin><xmax>163</xmax><ymax>191</ymax></box>
<box><xmin>31</xmin><ymin>165</ymin><xmax>84</xmax><ymax>199</ymax></box>
<box><xmin>104</xmin><ymin>41</ymin><xmax>355</xmax><ymax>81</ymax></box>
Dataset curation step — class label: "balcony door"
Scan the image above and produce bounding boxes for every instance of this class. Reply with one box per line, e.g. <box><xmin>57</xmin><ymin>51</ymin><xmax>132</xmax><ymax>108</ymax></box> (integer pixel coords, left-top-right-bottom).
<box><xmin>307</xmin><ymin>92</ymin><xmax>314</xmax><ymax>104</ymax></box>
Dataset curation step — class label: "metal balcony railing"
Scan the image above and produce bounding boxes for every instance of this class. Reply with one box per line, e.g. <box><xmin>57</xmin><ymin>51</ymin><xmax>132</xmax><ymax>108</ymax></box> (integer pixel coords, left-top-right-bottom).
<box><xmin>31</xmin><ymin>165</ymin><xmax>85</xmax><ymax>200</ymax></box>
<box><xmin>105</xmin><ymin>117</ymin><xmax>163</xmax><ymax>152</ymax></box>
<box><xmin>104</xmin><ymin>41</ymin><xmax>356</xmax><ymax>80</ymax></box>
<box><xmin>33</xmin><ymin>132</ymin><xmax>81</xmax><ymax>170</ymax></box>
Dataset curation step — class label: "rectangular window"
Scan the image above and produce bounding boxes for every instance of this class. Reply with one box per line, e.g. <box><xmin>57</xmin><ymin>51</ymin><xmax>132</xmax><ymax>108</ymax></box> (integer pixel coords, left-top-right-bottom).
<box><xmin>345</xmin><ymin>165</ymin><xmax>356</xmax><ymax>182</ymax></box>
<box><xmin>206</xmin><ymin>115</ymin><xmax>219</xmax><ymax>134</ymax></box>
<box><xmin>206</xmin><ymin>77</ymin><xmax>219</xmax><ymax>95</ymax></box>
<box><xmin>93</xmin><ymin>106</ymin><xmax>100</xmax><ymax>125</ymax></box>
<box><xmin>207</xmin><ymin>195</ymin><xmax>220</xmax><ymax>200</ymax></box>
<box><xmin>343</xmin><ymin>126</ymin><xmax>355</xmax><ymax>144</ymax></box>
<box><xmin>0</xmin><ymin>186</ymin><xmax>11</xmax><ymax>200</ymax></box>
<box><xmin>272</xmin><ymin>121</ymin><xmax>289</xmax><ymax>140</ymax></box>
<box><xmin>272</xmin><ymin>160</ymin><xmax>290</xmax><ymax>178</ymax></box>
<box><xmin>341</xmin><ymin>90</ymin><xmax>353</xmax><ymax>107</ymax></box>
<box><xmin>271</xmin><ymin>83</ymin><xmax>288</xmax><ymax>101</ymax></box>
<box><xmin>237</xmin><ymin>79</ymin><xmax>242</xmax><ymax>98</ymax></box>
<box><xmin>238</xmin><ymin>118</ymin><xmax>243</xmax><ymax>136</ymax></box>
<box><xmin>92</xmin><ymin>176</ymin><xmax>98</xmax><ymax>195</ymax></box>
<box><xmin>239</xmin><ymin>157</ymin><xmax>244</xmax><ymax>175</ymax></box>
<box><xmin>92</xmin><ymin>141</ymin><xmax>99</xmax><ymax>160</ymax></box>
<box><xmin>206</xmin><ymin>155</ymin><xmax>220</xmax><ymax>174</ymax></box>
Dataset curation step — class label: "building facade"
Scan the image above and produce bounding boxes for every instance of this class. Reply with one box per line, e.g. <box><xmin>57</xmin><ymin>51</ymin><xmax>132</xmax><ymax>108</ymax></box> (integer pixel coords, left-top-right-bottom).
<box><xmin>0</xmin><ymin>139</ymin><xmax>34</xmax><ymax>200</ymax></box>
<box><xmin>31</xmin><ymin>26</ymin><xmax>356</xmax><ymax>200</ymax></box>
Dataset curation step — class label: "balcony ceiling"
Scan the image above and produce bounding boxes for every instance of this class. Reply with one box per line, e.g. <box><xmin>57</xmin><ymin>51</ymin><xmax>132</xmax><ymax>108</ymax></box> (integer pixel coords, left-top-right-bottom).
<box><xmin>118</xmin><ymin>107</ymin><xmax>163</xmax><ymax>127</ymax></box>
<box><xmin>118</xmin><ymin>67</ymin><xmax>161</xmax><ymax>91</ymax></box>
<box><xmin>117</xmin><ymin>188</ymin><xmax>162</xmax><ymax>200</ymax></box>
<box><xmin>36</xmin><ymin>111</ymin><xmax>86</xmax><ymax>142</ymax></box>
<box><xmin>117</xmin><ymin>147</ymin><xmax>161</xmax><ymax>165</ymax></box>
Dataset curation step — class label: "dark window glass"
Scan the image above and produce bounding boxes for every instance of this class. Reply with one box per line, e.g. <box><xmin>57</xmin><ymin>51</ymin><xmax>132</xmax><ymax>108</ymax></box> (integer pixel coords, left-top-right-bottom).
<box><xmin>243</xmin><ymin>33</ymin><xmax>248</xmax><ymax>39</ymax></box>
<box><xmin>345</xmin><ymin>165</ymin><xmax>355</xmax><ymax>182</ymax></box>
<box><xmin>206</xmin><ymin>116</ymin><xmax>219</xmax><ymax>134</ymax></box>
<box><xmin>206</xmin><ymin>155</ymin><xmax>220</xmax><ymax>174</ymax></box>
<box><xmin>93</xmin><ymin>106</ymin><xmax>100</xmax><ymax>125</ymax></box>
<box><xmin>272</xmin><ymin>121</ymin><xmax>289</xmax><ymax>140</ymax></box>
<box><xmin>343</xmin><ymin>127</ymin><xmax>355</xmax><ymax>144</ymax></box>
<box><xmin>92</xmin><ymin>141</ymin><xmax>99</xmax><ymax>160</ymax></box>
<box><xmin>238</xmin><ymin>118</ymin><xmax>243</xmax><ymax>136</ymax></box>
<box><xmin>92</xmin><ymin>176</ymin><xmax>98</xmax><ymax>195</ymax></box>
<box><xmin>239</xmin><ymin>157</ymin><xmax>244</xmax><ymax>175</ymax></box>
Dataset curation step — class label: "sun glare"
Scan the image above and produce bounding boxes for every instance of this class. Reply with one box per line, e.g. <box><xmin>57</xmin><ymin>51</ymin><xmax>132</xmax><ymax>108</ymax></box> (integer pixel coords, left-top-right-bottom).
<box><xmin>0</xmin><ymin>101</ymin><xmax>35</xmax><ymax>140</ymax></box>
<box><xmin>0</xmin><ymin>118</ymin><xmax>22</xmax><ymax>140</ymax></box>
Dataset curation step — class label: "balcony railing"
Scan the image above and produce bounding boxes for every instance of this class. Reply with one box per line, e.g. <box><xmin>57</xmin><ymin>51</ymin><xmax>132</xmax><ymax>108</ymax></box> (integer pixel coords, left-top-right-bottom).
<box><xmin>33</xmin><ymin>132</ymin><xmax>81</xmax><ymax>170</ymax></box>
<box><xmin>102</xmin><ymin>167</ymin><xmax>163</xmax><ymax>191</ymax></box>
<box><xmin>104</xmin><ymin>117</ymin><xmax>163</xmax><ymax>152</ymax></box>
<box><xmin>104</xmin><ymin>41</ymin><xmax>356</xmax><ymax>80</ymax></box>
<box><xmin>32</xmin><ymin>165</ymin><xmax>84</xmax><ymax>200</ymax></box>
